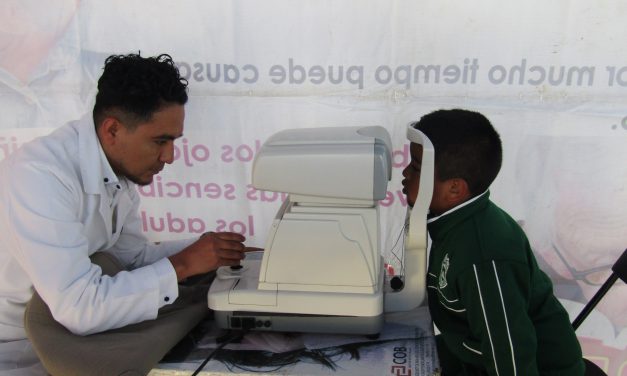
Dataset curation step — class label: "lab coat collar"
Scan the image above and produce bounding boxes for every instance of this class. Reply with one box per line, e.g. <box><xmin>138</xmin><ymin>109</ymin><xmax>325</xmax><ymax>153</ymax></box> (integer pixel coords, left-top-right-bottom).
<box><xmin>77</xmin><ymin>117</ymin><xmax>119</xmax><ymax>195</ymax></box>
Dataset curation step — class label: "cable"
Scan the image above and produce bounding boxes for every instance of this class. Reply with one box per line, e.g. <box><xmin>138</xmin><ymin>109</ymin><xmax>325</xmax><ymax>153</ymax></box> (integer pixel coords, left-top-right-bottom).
<box><xmin>388</xmin><ymin>218</ymin><xmax>409</xmax><ymax>277</ymax></box>
<box><xmin>191</xmin><ymin>330</ymin><xmax>248</xmax><ymax>376</ymax></box>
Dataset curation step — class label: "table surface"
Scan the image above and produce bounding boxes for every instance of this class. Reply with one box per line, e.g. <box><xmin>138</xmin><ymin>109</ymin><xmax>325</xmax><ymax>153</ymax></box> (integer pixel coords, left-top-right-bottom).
<box><xmin>149</xmin><ymin>307</ymin><xmax>440</xmax><ymax>376</ymax></box>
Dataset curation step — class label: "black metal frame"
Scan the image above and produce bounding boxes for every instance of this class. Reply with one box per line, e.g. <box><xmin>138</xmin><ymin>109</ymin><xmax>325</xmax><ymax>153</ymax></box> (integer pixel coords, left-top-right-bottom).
<box><xmin>571</xmin><ymin>248</ymin><xmax>627</xmax><ymax>376</ymax></box>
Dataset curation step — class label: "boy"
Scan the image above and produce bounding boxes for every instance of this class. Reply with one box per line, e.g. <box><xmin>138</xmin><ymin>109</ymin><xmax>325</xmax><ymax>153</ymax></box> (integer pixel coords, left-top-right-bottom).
<box><xmin>402</xmin><ymin>109</ymin><xmax>585</xmax><ymax>375</ymax></box>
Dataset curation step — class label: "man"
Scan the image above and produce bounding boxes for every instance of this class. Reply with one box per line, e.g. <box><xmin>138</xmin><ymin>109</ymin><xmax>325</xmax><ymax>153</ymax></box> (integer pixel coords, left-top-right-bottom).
<box><xmin>0</xmin><ymin>53</ymin><xmax>253</xmax><ymax>375</ymax></box>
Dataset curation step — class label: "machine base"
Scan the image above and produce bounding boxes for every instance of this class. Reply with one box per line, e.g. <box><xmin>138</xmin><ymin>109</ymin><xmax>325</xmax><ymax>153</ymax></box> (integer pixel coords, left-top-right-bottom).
<box><xmin>213</xmin><ymin>310</ymin><xmax>384</xmax><ymax>335</ymax></box>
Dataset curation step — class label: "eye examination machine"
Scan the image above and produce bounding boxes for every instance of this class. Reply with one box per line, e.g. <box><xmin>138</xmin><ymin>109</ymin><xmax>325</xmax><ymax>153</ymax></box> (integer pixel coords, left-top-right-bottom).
<box><xmin>208</xmin><ymin>125</ymin><xmax>434</xmax><ymax>335</ymax></box>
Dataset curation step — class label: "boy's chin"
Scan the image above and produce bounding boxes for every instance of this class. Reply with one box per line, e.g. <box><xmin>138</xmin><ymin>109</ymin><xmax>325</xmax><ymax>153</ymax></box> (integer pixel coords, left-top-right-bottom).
<box><xmin>402</xmin><ymin>190</ymin><xmax>413</xmax><ymax>207</ymax></box>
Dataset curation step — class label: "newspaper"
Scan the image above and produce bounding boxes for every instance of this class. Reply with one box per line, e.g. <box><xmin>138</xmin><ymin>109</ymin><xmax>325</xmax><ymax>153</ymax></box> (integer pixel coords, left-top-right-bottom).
<box><xmin>151</xmin><ymin>307</ymin><xmax>440</xmax><ymax>376</ymax></box>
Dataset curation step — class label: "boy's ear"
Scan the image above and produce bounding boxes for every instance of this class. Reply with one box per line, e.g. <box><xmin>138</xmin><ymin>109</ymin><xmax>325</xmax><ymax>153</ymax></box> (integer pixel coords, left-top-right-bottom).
<box><xmin>445</xmin><ymin>178</ymin><xmax>471</xmax><ymax>205</ymax></box>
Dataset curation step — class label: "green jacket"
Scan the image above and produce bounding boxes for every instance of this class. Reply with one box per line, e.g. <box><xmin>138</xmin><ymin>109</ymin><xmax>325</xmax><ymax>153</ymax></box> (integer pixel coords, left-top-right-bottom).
<box><xmin>426</xmin><ymin>191</ymin><xmax>584</xmax><ymax>376</ymax></box>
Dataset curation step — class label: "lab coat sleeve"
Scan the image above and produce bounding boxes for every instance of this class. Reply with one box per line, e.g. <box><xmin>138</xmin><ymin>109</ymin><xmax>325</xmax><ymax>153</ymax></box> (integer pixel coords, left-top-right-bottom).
<box><xmin>107</xmin><ymin>184</ymin><xmax>197</xmax><ymax>268</ymax></box>
<box><xmin>458</xmin><ymin>260</ymin><xmax>539</xmax><ymax>376</ymax></box>
<box><xmin>6</xmin><ymin>162</ymin><xmax>183</xmax><ymax>335</ymax></box>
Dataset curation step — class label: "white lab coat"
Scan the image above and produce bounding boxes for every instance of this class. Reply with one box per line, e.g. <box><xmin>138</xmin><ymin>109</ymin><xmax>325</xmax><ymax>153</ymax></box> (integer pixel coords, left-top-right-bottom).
<box><xmin>0</xmin><ymin>116</ymin><xmax>195</xmax><ymax>342</ymax></box>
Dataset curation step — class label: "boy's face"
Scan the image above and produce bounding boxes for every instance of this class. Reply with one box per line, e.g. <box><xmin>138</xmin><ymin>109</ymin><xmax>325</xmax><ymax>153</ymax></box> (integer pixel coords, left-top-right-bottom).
<box><xmin>401</xmin><ymin>143</ymin><xmax>423</xmax><ymax>208</ymax></box>
<box><xmin>401</xmin><ymin>142</ymin><xmax>449</xmax><ymax>215</ymax></box>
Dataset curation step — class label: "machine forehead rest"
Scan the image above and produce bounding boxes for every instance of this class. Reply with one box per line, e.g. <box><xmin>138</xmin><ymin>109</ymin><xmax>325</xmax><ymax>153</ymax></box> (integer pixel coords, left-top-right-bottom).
<box><xmin>252</xmin><ymin>126</ymin><xmax>392</xmax><ymax>201</ymax></box>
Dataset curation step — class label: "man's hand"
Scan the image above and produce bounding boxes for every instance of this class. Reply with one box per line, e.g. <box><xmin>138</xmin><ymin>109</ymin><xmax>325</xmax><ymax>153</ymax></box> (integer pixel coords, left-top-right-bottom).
<box><xmin>168</xmin><ymin>232</ymin><xmax>259</xmax><ymax>281</ymax></box>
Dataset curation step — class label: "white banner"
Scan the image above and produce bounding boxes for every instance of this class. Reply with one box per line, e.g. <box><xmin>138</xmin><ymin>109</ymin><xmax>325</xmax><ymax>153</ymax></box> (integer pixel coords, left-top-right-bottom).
<box><xmin>1</xmin><ymin>1</ymin><xmax>626</xmax><ymax>374</ymax></box>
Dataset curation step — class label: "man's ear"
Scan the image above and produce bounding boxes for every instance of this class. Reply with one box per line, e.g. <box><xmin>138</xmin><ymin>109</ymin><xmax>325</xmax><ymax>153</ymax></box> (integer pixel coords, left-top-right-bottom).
<box><xmin>97</xmin><ymin>117</ymin><xmax>121</xmax><ymax>146</ymax></box>
<box><xmin>446</xmin><ymin>178</ymin><xmax>471</xmax><ymax>205</ymax></box>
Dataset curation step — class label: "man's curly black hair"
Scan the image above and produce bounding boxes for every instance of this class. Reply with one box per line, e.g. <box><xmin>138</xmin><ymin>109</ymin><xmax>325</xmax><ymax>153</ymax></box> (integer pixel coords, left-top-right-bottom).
<box><xmin>92</xmin><ymin>53</ymin><xmax>188</xmax><ymax>128</ymax></box>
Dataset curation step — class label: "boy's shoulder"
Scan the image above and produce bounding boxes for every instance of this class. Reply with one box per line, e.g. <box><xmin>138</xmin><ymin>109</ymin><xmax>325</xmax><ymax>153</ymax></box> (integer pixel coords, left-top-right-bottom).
<box><xmin>472</xmin><ymin>202</ymin><xmax>531</xmax><ymax>262</ymax></box>
<box><xmin>472</xmin><ymin>199</ymin><xmax>520</xmax><ymax>232</ymax></box>
<box><xmin>441</xmin><ymin>198</ymin><xmax>531</xmax><ymax>266</ymax></box>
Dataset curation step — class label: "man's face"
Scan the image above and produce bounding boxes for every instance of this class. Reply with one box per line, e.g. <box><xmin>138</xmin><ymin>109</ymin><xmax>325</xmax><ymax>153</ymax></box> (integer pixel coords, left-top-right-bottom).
<box><xmin>107</xmin><ymin>104</ymin><xmax>184</xmax><ymax>186</ymax></box>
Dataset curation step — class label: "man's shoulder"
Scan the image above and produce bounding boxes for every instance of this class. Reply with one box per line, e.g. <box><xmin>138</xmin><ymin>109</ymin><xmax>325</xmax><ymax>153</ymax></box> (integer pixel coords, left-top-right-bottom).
<box><xmin>20</xmin><ymin>124</ymin><xmax>78</xmax><ymax>162</ymax></box>
<box><xmin>5</xmin><ymin>122</ymin><xmax>83</xmax><ymax>186</ymax></box>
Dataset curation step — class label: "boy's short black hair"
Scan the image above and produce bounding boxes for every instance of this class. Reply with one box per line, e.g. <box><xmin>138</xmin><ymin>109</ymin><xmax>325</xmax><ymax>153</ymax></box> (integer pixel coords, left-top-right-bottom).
<box><xmin>92</xmin><ymin>53</ymin><xmax>188</xmax><ymax>128</ymax></box>
<box><xmin>412</xmin><ymin>109</ymin><xmax>502</xmax><ymax>196</ymax></box>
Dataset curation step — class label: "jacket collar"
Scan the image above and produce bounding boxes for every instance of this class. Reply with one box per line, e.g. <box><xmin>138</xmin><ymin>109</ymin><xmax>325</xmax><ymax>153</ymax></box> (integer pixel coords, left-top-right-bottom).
<box><xmin>76</xmin><ymin>117</ymin><xmax>119</xmax><ymax>195</ymax></box>
<box><xmin>427</xmin><ymin>190</ymin><xmax>490</xmax><ymax>242</ymax></box>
